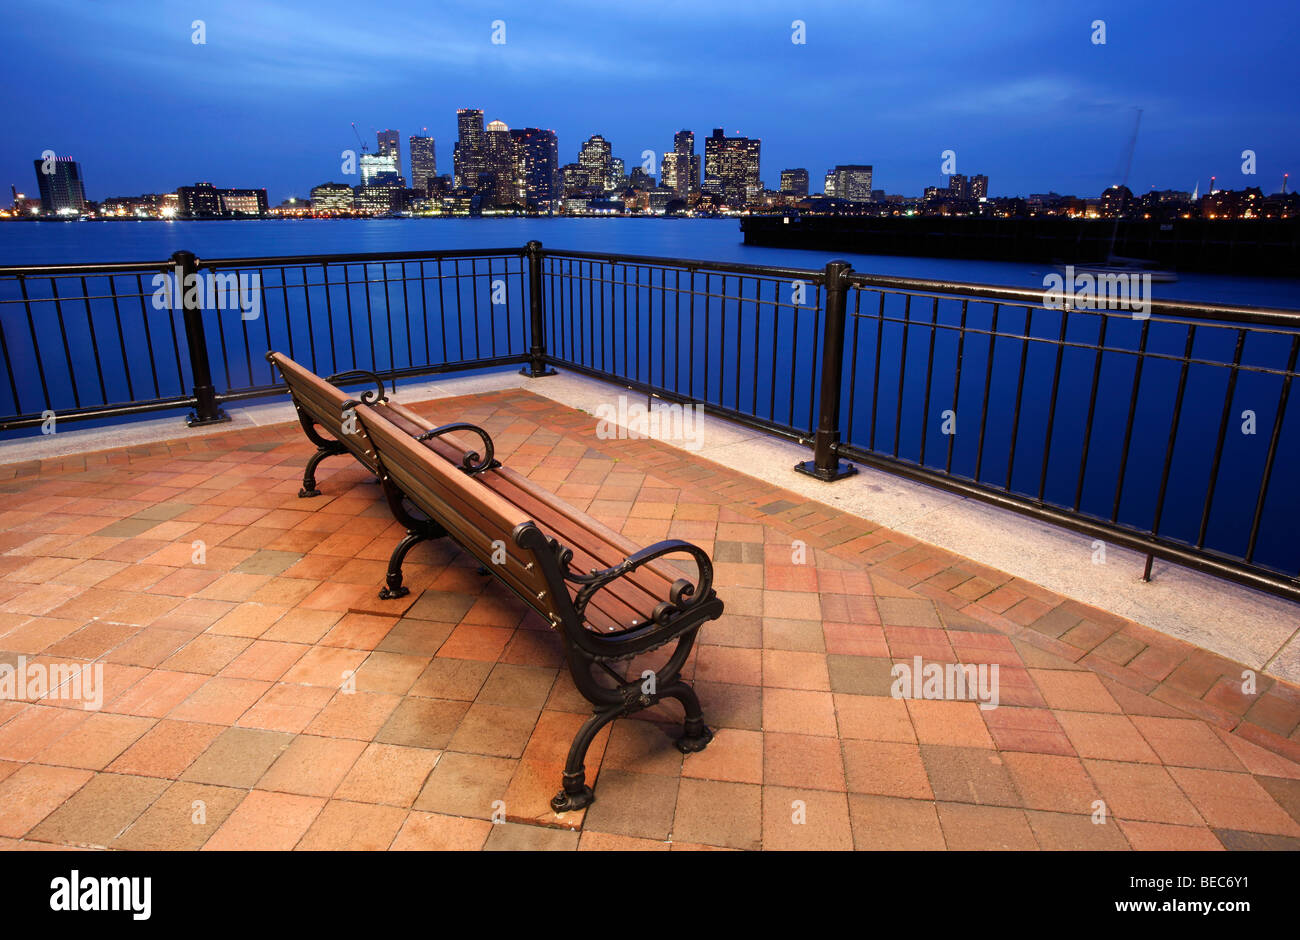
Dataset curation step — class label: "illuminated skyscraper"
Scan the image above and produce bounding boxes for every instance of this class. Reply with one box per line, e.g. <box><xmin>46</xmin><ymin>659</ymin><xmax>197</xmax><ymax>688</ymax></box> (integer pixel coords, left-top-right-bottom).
<box><xmin>510</xmin><ymin>128</ymin><xmax>559</xmax><ymax>211</ymax></box>
<box><xmin>454</xmin><ymin>109</ymin><xmax>486</xmax><ymax>190</ymax></box>
<box><xmin>703</xmin><ymin>129</ymin><xmax>760</xmax><ymax>206</ymax></box>
<box><xmin>827</xmin><ymin>165</ymin><xmax>873</xmax><ymax>202</ymax></box>
<box><xmin>409</xmin><ymin>135</ymin><xmax>437</xmax><ymax>194</ymax></box>
<box><xmin>578</xmin><ymin>135</ymin><xmax>612</xmax><ymax>192</ymax></box>
<box><xmin>970</xmin><ymin>174</ymin><xmax>989</xmax><ymax>199</ymax></box>
<box><xmin>377</xmin><ymin>130</ymin><xmax>400</xmax><ymax>169</ymax></box>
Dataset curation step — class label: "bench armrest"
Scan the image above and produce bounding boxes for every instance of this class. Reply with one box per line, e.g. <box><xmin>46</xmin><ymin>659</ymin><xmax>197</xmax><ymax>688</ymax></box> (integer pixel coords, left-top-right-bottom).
<box><xmin>325</xmin><ymin>370</ymin><xmax>388</xmax><ymax>405</ymax></box>
<box><xmin>566</xmin><ymin>539</ymin><xmax>716</xmax><ymax>627</ymax></box>
<box><xmin>415</xmin><ymin>422</ymin><xmax>501</xmax><ymax>475</ymax></box>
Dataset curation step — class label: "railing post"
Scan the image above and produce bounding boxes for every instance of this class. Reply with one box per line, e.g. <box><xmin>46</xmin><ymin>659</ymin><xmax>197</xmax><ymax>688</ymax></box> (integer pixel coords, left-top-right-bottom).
<box><xmin>172</xmin><ymin>250</ymin><xmax>230</xmax><ymax>427</ymax></box>
<box><xmin>520</xmin><ymin>240</ymin><xmax>557</xmax><ymax>378</ymax></box>
<box><xmin>795</xmin><ymin>259</ymin><xmax>858</xmax><ymax>481</ymax></box>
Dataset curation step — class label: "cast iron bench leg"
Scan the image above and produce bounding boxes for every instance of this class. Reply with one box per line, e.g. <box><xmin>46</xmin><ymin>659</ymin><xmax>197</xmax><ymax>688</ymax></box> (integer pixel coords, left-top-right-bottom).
<box><xmin>551</xmin><ymin>705</ymin><xmax>621</xmax><ymax>813</ymax></box>
<box><xmin>300</xmin><ymin>442</ymin><xmax>346</xmax><ymax>498</ymax></box>
<box><xmin>660</xmin><ymin>679</ymin><xmax>714</xmax><ymax>753</ymax></box>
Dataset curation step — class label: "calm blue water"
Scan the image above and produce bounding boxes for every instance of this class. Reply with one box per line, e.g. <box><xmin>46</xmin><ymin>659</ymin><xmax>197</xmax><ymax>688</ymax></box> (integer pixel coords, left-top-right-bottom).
<box><xmin>2</xmin><ymin>218</ymin><xmax>1297</xmax><ymax>307</ymax></box>
<box><xmin>1</xmin><ymin>219</ymin><xmax>1297</xmax><ymax>578</ymax></box>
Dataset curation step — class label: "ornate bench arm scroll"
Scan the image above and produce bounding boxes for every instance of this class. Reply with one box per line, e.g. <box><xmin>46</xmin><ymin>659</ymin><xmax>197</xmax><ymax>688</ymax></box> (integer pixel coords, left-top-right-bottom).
<box><xmin>565</xmin><ymin>539</ymin><xmax>715</xmax><ymax>627</ymax></box>
<box><xmin>416</xmin><ymin>422</ymin><xmax>500</xmax><ymax>475</ymax></box>
<box><xmin>325</xmin><ymin>370</ymin><xmax>388</xmax><ymax>405</ymax></box>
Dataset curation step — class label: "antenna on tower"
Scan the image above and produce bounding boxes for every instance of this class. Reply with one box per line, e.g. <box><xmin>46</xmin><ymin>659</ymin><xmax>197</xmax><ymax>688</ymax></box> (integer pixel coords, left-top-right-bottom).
<box><xmin>1284</xmin><ymin>172</ymin><xmax>1290</xmax><ymax>195</ymax></box>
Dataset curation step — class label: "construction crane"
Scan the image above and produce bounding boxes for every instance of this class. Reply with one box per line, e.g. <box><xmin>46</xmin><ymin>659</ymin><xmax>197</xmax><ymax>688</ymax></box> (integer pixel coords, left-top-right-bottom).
<box><xmin>350</xmin><ymin>123</ymin><xmax>369</xmax><ymax>153</ymax></box>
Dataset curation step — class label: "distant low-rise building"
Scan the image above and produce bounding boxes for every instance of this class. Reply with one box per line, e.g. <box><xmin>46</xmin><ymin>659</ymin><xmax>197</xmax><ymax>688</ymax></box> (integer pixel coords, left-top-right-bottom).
<box><xmin>310</xmin><ymin>182</ymin><xmax>355</xmax><ymax>214</ymax></box>
<box><xmin>780</xmin><ymin>169</ymin><xmax>809</xmax><ymax>198</ymax></box>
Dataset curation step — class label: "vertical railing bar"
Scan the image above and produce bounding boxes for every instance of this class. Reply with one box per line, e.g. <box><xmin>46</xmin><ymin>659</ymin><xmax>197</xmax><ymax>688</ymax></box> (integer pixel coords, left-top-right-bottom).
<box><xmin>1110</xmin><ymin>319</ymin><xmax>1152</xmax><ymax>523</ymax></box>
<box><xmin>1004</xmin><ymin>306</ymin><xmax>1034</xmax><ymax>492</ymax></box>
<box><xmin>945</xmin><ymin>299</ymin><xmax>969</xmax><ymax>475</ymax></box>
<box><xmin>106</xmin><ymin>275</ymin><xmax>135</xmax><ymax>404</ymax></box>
<box><xmin>16</xmin><ymin>275</ymin><xmax>53</xmax><ymax>408</ymax></box>
<box><xmin>1195</xmin><ymin>328</ymin><xmax>1248</xmax><ymax>548</ymax></box>
<box><xmin>919</xmin><ymin>297</ymin><xmax>939</xmax><ymax>466</ymax></box>
<box><xmin>973</xmin><ymin>303</ymin><xmax>1000</xmax><ymax>481</ymax></box>
<box><xmin>1246</xmin><ymin>334</ymin><xmax>1300</xmax><ymax>564</ymax></box>
<box><xmin>1072</xmin><ymin>312</ymin><xmax>1110</xmax><ymax>511</ymax></box>
<box><xmin>49</xmin><ymin>278</ymin><xmax>82</xmax><ymax>408</ymax></box>
<box><xmin>845</xmin><ymin>287</ymin><xmax>862</xmax><ymax>443</ymax></box>
<box><xmin>321</xmin><ymin>263</ymin><xmax>338</xmax><ymax>375</ymax></box>
<box><xmin>1149</xmin><ymin>325</ymin><xmax>1200</xmax><ymax>539</ymax></box>
<box><xmin>870</xmin><ymin>292</ymin><xmax>885</xmax><ymax>451</ymax></box>
<box><xmin>892</xmin><ymin>294</ymin><xmax>912</xmax><ymax>458</ymax></box>
<box><xmin>1035</xmin><ymin>307</ymin><xmax>1071</xmax><ymax>502</ymax></box>
<box><xmin>300</xmin><ymin>265</ymin><xmax>317</xmax><ymax>374</ymax></box>
<box><xmin>79</xmin><ymin>276</ymin><xmax>108</xmax><ymax>403</ymax></box>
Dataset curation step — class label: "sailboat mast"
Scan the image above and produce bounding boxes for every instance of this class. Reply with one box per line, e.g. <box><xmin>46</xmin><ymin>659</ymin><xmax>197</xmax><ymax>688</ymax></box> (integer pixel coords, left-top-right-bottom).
<box><xmin>1108</xmin><ymin>108</ymin><xmax>1143</xmax><ymax>262</ymax></box>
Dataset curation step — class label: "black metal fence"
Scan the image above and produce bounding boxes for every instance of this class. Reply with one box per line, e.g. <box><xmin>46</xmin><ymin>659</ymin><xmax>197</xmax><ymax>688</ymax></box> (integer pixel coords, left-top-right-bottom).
<box><xmin>1</xmin><ymin>243</ymin><xmax>1297</xmax><ymax>601</ymax></box>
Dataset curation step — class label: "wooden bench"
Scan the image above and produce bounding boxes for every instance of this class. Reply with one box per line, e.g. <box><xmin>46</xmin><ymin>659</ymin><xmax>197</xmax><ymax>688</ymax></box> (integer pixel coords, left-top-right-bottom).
<box><xmin>267</xmin><ymin>351</ymin><xmax>451</xmax><ymax>498</ymax></box>
<box><xmin>346</xmin><ymin>397</ymin><xmax>724</xmax><ymax>812</ymax></box>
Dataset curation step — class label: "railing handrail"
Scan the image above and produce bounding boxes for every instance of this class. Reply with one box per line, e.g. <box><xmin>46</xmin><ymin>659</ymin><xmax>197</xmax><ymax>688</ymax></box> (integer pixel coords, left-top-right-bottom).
<box><xmin>0</xmin><ymin>246</ymin><xmax>529</xmax><ymax>278</ymax></box>
<box><xmin>536</xmin><ymin>247</ymin><xmax>828</xmax><ymax>282</ymax></box>
<box><xmin>847</xmin><ymin>271</ymin><xmax>1300</xmax><ymax>326</ymax></box>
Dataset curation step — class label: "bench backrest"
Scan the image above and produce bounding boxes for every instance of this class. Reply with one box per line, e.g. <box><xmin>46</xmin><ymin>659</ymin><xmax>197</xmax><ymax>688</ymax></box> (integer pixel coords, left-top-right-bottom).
<box><xmin>269</xmin><ymin>352</ymin><xmax>378</xmax><ymax>470</ymax></box>
<box><xmin>354</xmin><ymin>402</ymin><xmax>573</xmax><ymax>626</ymax></box>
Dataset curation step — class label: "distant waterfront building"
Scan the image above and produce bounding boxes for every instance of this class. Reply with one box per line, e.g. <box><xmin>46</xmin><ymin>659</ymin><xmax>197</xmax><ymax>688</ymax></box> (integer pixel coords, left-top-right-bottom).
<box><xmin>610</xmin><ymin>158</ymin><xmax>625</xmax><ymax>191</ymax></box>
<box><xmin>100</xmin><ymin>193</ymin><xmax>177</xmax><ymax>218</ymax></box>
<box><xmin>970</xmin><ymin>174</ymin><xmax>988</xmax><ymax>200</ymax></box>
<box><xmin>409</xmin><ymin>136</ymin><xmax>437</xmax><ymax>194</ymax></box>
<box><xmin>177</xmin><ymin>182</ymin><xmax>267</xmax><ymax>217</ymax></box>
<box><xmin>33</xmin><ymin>156</ymin><xmax>87</xmax><ymax>214</ymax></box>
<box><xmin>509</xmin><ymin>128</ymin><xmax>559</xmax><ymax>212</ymax></box>
<box><xmin>453</xmin><ymin>109</ymin><xmax>487</xmax><ymax>191</ymax></box>
<box><xmin>703</xmin><ymin>128</ymin><xmax>760</xmax><ymax>207</ymax></box>
<box><xmin>948</xmin><ymin>174</ymin><xmax>968</xmax><ymax>199</ymax></box>
<box><xmin>780</xmin><ymin>168</ymin><xmax>809</xmax><ymax>198</ymax></box>
<box><xmin>578</xmin><ymin>135</ymin><xmax>612</xmax><ymax>192</ymax></box>
<box><xmin>826</xmin><ymin>165</ymin><xmax>873</xmax><ymax>203</ymax></box>
<box><xmin>1100</xmin><ymin>185</ymin><xmax>1133</xmax><ymax>217</ymax></box>
<box><xmin>310</xmin><ymin>182</ymin><xmax>355</xmax><ymax>213</ymax></box>
<box><xmin>353</xmin><ymin>183</ymin><xmax>402</xmax><ymax>215</ymax></box>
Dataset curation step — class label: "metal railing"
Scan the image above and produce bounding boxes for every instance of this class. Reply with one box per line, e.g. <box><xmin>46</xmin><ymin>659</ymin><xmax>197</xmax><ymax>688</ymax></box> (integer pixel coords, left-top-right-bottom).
<box><xmin>1</xmin><ymin>243</ymin><xmax>1297</xmax><ymax>601</ymax></box>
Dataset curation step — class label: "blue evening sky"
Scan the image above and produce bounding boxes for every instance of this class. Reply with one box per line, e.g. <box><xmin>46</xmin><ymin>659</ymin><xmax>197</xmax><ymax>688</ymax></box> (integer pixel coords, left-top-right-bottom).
<box><xmin>2</xmin><ymin>0</ymin><xmax>1296</xmax><ymax>203</ymax></box>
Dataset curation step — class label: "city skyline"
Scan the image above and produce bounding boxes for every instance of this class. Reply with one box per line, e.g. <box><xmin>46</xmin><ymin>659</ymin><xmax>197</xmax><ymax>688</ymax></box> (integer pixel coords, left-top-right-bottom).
<box><xmin>3</xmin><ymin>0</ymin><xmax>1297</xmax><ymax>205</ymax></box>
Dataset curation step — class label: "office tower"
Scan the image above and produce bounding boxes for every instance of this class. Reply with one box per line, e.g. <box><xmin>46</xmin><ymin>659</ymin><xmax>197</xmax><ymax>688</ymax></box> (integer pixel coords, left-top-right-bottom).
<box><xmin>454</xmin><ymin>108</ymin><xmax>486</xmax><ymax>190</ymax></box>
<box><xmin>359</xmin><ymin>151</ymin><xmax>402</xmax><ymax>185</ymax></box>
<box><xmin>409</xmin><ymin>136</ymin><xmax>437</xmax><ymax>194</ymax></box>
<box><xmin>970</xmin><ymin>174</ymin><xmax>988</xmax><ymax>200</ymax></box>
<box><xmin>660</xmin><ymin>152</ymin><xmax>682</xmax><ymax>194</ymax></box>
<box><xmin>780</xmin><ymin>168</ymin><xmax>809</xmax><ymax>198</ymax></box>
<box><xmin>610</xmin><ymin>158</ymin><xmax>625</xmax><ymax>191</ymax></box>
<box><xmin>510</xmin><ymin>128</ymin><xmax>559</xmax><ymax>211</ymax></box>
<box><xmin>482</xmin><ymin>119</ymin><xmax>517</xmax><ymax>205</ymax></box>
<box><xmin>32</xmin><ymin>156</ymin><xmax>86</xmax><ymax>213</ymax></box>
<box><xmin>672</xmin><ymin>130</ymin><xmax>699</xmax><ymax>198</ymax></box>
<box><xmin>825</xmin><ymin>165</ymin><xmax>873</xmax><ymax>202</ymax></box>
<box><xmin>578</xmin><ymin>135</ymin><xmax>612</xmax><ymax>192</ymax></box>
<box><xmin>703</xmin><ymin>129</ymin><xmax>761</xmax><ymax>206</ymax></box>
<box><xmin>377</xmin><ymin>129</ymin><xmax>400</xmax><ymax>170</ymax></box>
<box><xmin>948</xmin><ymin>173</ymin><xmax>968</xmax><ymax>198</ymax></box>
